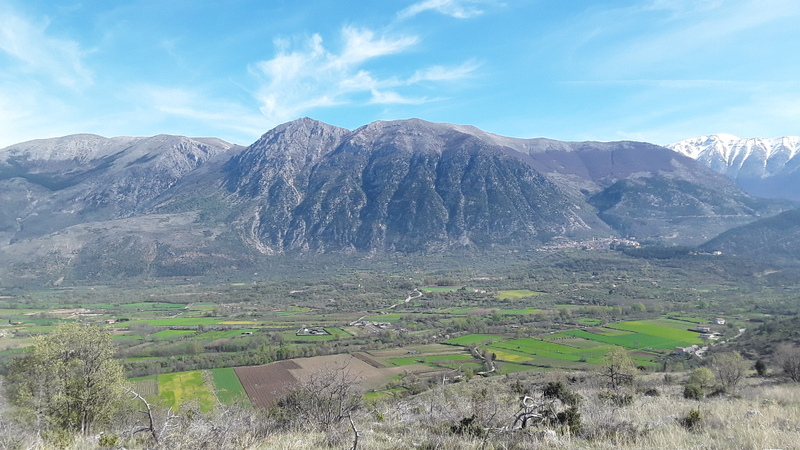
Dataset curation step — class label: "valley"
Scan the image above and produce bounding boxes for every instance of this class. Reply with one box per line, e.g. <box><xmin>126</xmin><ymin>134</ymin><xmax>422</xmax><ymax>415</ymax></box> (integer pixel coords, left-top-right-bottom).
<box><xmin>2</xmin><ymin>120</ymin><xmax>800</xmax><ymax>448</ymax></box>
<box><xmin>0</xmin><ymin>248</ymin><xmax>794</xmax><ymax>412</ymax></box>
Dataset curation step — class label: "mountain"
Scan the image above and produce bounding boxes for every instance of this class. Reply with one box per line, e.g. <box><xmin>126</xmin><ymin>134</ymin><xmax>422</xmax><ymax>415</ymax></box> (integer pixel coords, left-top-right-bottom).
<box><xmin>212</xmin><ymin>118</ymin><xmax>605</xmax><ymax>253</ymax></box>
<box><xmin>459</xmin><ymin>136</ymin><xmax>779</xmax><ymax>244</ymax></box>
<box><xmin>668</xmin><ymin>134</ymin><xmax>800</xmax><ymax>201</ymax></box>
<box><xmin>0</xmin><ymin>119</ymin><xmax>789</xmax><ymax>284</ymax></box>
<box><xmin>701</xmin><ymin>208</ymin><xmax>800</xmax><ymax>265</ymax></box>
<box><xmin>0</xmin><ymin>134</ymin><xmax>237</xmax><ymax>242</ymax></box>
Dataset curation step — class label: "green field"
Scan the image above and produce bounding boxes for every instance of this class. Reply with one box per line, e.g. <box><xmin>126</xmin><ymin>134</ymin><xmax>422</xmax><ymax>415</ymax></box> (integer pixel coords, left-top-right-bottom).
<box><xmin>496</xmin><ymin>290</ymin><xmax>545</xmax><ymax>299</ymax></box>
<box><xmin>364</xmin><ymin>314</ymin><xmax>404</xmax><ymax>322</ymax></box>
<box><xmin>496</xmin><ymin>307</ymin><xmax>540</xmax><ymax>315</ymax></box>
<box><xmin>129</xmin><ymin>317</ymin><xmax>224</xmax><ymax>326</ymax></box>
<box><xmin>578</xmin><ymin>318</ymin><xmax>603</xmax><ymax>326</ymax></box>
<box><xmin>489</xmin><ymin>338</ymin><xmax>614</xmax><ymax>365</ymax></box>
<box><xmin>444</xmin><ymin>334</ymin><xmax>506</xmax><ymax>346</ymax></box>
<box><xmin>195</xmin><ymin>328</ymin><xmax>259</xmax><ymax>339</ymax></box>
<box><xmin>421</xmin><ymin>286</ymin><xmax>462</xmax><ymax>292</ymax></box>
<box><xmin>562</xmin><ymin>320</ymin><xmax>702</xmax><ymax>351</ymax></box>
<box><xmin>150</xmin><ymin>329</ymin><xmax>196</xmax><ymax>340</ymax></box>
<box><xmin>209</xmin><ymin>368</ymin><xmax>248</xmax><ymax>404</ymax></box>
<box><xmin>388</xmin><ymin>353</ymin><xmax>476</xmax><ymax>366</ymax></box>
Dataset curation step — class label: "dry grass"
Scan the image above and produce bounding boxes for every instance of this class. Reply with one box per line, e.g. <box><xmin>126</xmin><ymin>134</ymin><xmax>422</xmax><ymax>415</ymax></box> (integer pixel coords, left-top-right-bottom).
<box><xmin>8</xmin><ymin>370</ymin><xmax>800</xmax><ymax>449</ymax></box>
<box><xmin>310</xmin><ymin>373</ymin><xmax>800</xmax><ymax>450</ymax></box>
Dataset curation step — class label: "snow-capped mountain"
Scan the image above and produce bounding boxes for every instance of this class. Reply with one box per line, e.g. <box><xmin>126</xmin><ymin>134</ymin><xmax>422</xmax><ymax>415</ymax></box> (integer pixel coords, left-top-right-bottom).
<box><xmin>668</xmin><ymin>134</ymin><xmax>800</xmax><ymax>201</ymax></box>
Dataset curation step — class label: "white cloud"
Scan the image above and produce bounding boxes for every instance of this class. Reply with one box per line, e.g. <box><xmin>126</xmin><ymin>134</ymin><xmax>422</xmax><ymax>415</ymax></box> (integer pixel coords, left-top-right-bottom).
<box><xmin>409</xmin><ymin>60</ymin><xmax>480</xmax><ymax>83</ymax></box>
<box><xmin>0</xmin><ymin>6</ymin><xmax>93</xmax><ymax>89</ymax></box>
<box><xmin>369</xmin><ymin>89</ymin><xmax>427</xmax><ymax>105</ymax></box>
<box><xmin>251</xmin><ymin>26</ymin><xmax>476</xmax><ymax>126</ymax></box>
<box><xmin>134</xmin><ymin>85</ymin><xmax>270</xmax><ymax>139</ymax></box>
<box><xmin>338</xmin><ymin>28</ymin><xmax>418</xmax><ymax>66</ymax></box>
<box><xmin>398</xmin><ymin>0</ymin><xmax>492</xmax><ymax>19</ymax></box>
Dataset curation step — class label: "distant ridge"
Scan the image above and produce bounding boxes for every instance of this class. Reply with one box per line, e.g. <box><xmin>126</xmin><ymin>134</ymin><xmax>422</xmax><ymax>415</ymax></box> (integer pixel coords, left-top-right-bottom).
<box><xmin>669</xmin><ymin>134</ymin><xmax>800</xmax><ymax>200</ymax></box>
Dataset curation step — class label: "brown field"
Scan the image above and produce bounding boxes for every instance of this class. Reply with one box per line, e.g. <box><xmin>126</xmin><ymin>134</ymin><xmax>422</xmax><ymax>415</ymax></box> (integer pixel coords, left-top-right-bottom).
<box><xmin>235</xmin><ymin>354</ymin><xmax>440</xmax><ymax>406</ymax></box>
<box><xmin>235</xmin><ymin>360</ymin><xmax>301</xmax><ymax>408</ymax></box>
<box><xmin>129</xmin><ymin>378</ymin><xmax>158</xmax><ymax>397</ymax></box>
<box><xmin>352</xmin><ymin>352</ymin><xmax>386</xmax><ymax>368</ymax></box>
<box><xmin>369</xmin><ymin>344</ymin><xmax>459</xmax><ymax>357</ymax></box>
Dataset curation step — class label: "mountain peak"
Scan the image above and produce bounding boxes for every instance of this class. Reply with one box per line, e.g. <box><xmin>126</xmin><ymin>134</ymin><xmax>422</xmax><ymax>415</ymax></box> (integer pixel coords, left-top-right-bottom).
<box><xmin>668</xmin><ymin>134</ymin><xmax>800</xmax><ymax>200</ymax></box>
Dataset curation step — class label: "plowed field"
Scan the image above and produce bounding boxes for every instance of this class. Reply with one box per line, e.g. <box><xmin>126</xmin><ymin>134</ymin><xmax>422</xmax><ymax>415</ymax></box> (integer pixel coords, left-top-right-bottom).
<box><xmin>234</xmin><ymin>360</ymin><xmax>300</xmax><ymax>408</ymax></box>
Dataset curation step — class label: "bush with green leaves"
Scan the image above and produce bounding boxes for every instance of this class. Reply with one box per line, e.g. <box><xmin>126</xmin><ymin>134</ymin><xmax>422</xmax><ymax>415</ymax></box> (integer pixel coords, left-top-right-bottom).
<box><xmin>683</xmin><ymin>384</ymin><xmax>704</xmax><ymax>400</ymax></box>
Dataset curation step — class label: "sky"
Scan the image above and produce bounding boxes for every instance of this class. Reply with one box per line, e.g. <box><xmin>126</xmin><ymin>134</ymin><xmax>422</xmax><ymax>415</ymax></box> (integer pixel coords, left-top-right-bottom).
<box><xmin>1</xmin><ymin>0</ymin><xmax>799</xmax><ymax>148</ymax></box>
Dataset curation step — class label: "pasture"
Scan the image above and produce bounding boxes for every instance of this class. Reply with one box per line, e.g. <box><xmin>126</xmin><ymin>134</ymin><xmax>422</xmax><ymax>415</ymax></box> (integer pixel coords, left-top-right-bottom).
<box><xmin>496</xmin><ymin>290</ymin><xmax>545</xmax><ymax>299</ymax></box>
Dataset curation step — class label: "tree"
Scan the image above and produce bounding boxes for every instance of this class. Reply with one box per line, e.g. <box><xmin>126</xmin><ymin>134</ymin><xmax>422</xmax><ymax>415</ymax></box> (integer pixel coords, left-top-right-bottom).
<box><xmin>600</xmin><ymin>346</ymin><xmax>637</xmax><ymax>390</ymax></box>
<box><xmin>774</xmin><ymin>343</ymin><xmax>800</xmax><ymax>382</ymax></box>
<box><xmin>684</xmin><ymin>367</ymin><xmax>715</xmax><ymax>400</ymax></box>
<box><xmin>6</xmin><ymin>323</ymin><xmax>125</xmax><ymax>435</ymax></box>
<box><xmin>710</xmin><ymin>351</ymin><xmax>748</xmax><ymax>393</ymax></box>
<box><xmin>687</xmin><ymin>367</ymin><xmax>716</xmax><ymax>391</ymax></box>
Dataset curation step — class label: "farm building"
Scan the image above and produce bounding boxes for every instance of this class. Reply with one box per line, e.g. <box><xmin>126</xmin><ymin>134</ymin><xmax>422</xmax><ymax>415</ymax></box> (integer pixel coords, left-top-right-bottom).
<box><xmin>672</xmin><ymin>345</ymin><xmax>699</xmax><ymax>355</ymax></box>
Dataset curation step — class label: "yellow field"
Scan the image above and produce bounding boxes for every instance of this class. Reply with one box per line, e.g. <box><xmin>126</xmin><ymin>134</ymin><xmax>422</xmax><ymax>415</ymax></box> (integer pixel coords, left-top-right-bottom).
<box><xmin>157</xmin><ymin>371</ymin><xmax>217</xmax><ymax>410</ymax></box>
<box><xmin>490</xmin><ymin>349</ymin><xmax>531</xmax><ymax>362</ymax></box>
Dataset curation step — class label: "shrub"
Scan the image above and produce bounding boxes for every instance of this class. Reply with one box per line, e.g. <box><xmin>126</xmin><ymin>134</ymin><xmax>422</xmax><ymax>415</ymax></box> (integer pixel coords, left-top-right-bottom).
<box><xmin>754</xmin><ymin>359</ymin><xmax>768</xmax><ymax>377</ymax></box>
<box><xmin>687</xmin><ymin>367</ymin><xmax>715</xmax><ymax>390</ymax></box>
<box><xmin>556</xmin><ymin>406</ymin><xmax>583</xmax><ymax>434</ymax></box>
<box><xmin>450</xmin><ymin>415</ymin><xmax>484</xmax><ymax>437</ymax></box>
<box><xmin>679</xmin><ymin>409</ymin><xmax>702</xmax><ymax>430</ymax></box>
<box><xmin>643</xmin><ymin>387</ymin><xmax>660</xmax><ymax>397</ymax></box>
<box><xmin>98</xmin><ymin>433</ymin><xmax>119</xmax><ymax>447</ymax></box>
<box><xmin>543</xmin><ymin>381</ymin><xmax>582</xmax><ymax>406</ymax></box>
<box><xmin>711</xmin><ymin>352</ymin><xmax>748</xmax><ymax>392</ymax></box>
<box><xmin>683</xmin><ymin>384</ymin><xmax>704</xmax><ymax>400</ymax></box>
<box><xmin>598</xmin><ymin>390</ymin><xmax>634</xmax><ymax>407</ymax></box>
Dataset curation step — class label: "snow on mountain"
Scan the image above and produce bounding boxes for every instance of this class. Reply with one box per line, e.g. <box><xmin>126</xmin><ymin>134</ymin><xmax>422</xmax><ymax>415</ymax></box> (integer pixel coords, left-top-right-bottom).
<box><xmin>667</xmin><ymin>134</ymin><xmax>800</xmax><ymax>200</ymax></box>
<box><xmin>669</xmin><ymin>135</ymin><xmax>800</xmax><ymax>176</ymax></box>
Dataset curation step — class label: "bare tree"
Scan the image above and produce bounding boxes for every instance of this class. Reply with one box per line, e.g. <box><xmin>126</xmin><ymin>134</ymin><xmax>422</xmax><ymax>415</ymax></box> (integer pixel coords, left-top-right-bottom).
<box><xmin>774</xmin><ymin>343</ymin><xmax>800</xmax><ymax>382</ymax></box>
<box><xmin>711</xmin><ymin>351</ymin><xmax>748</xmax><ymax>392</ymax></box>
<box><xmin>274</xmin><ymin>363</ymin><xmax>363</xmax><ymax>430</ymax></box>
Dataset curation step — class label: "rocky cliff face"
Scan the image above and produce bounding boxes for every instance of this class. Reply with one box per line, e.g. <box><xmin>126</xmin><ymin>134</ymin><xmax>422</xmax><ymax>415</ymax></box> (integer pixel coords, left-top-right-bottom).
<box><xmin>220</xmin><ymin>119</ymin><xmax>600</xmax><ymax>253</ymax></box>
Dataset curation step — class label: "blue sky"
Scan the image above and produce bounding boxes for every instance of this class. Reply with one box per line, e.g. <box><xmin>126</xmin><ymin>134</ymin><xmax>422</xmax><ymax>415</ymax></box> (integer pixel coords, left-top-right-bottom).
<box><xmin>1</xmin><ymin>0</ymin><xmax>798</xmax><ymax>148</ymax></box>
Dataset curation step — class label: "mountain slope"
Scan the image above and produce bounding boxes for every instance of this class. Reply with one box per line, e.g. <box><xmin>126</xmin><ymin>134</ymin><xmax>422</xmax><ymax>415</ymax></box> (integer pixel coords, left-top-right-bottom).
<box><xmin>217</xmin><ymin>119</ymin><xmax>603</xmax><ymax>253</ymax></box>
<box><xmin>669</xmin><ymin>134</ymin><xmax>800</xmax><ymax>201</ymax></box>
<box><xmin>0</xmin><ymin>118</ymin><xmax>790</xmax><ymax>283</ymax></box>
<box><xmin>498</xmin><ymin>138</ymin><xmax>777</xmax><ymax>245</ymax></box>
<box><xmin>0</xmin><ymin>134</ymin><xmax>236</xmax><ymax>244</ymax></box>
<box><xmin>701</xmin><ymin>208</ymin><xmax>800</xmax><ymax>264</ymax></box>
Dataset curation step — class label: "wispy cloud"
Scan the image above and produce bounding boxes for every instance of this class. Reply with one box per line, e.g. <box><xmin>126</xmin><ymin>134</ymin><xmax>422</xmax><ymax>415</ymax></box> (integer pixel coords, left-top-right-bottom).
<box><xmin>133</xmin><ymin>85</ymin><xmax>269</xmax><ymax>140</ymax></box>
<box><xmin>573</xmin><ymin>0</ymin><xmax>800</xmax><ymax>79</ymax></box>
<box><xmin>251</xmin><ymin>26</ymin><xmax>477</xmax><ymax>125</ymax></box>
<box><xmin>0</xmin><ymin>6</ymin><xmax>93</xmax><ymax>89</ymax></box>
<box><xmin>398</xmin><ymin>0</ymin><xmax>493</xmax><ymax>19</ymax></box>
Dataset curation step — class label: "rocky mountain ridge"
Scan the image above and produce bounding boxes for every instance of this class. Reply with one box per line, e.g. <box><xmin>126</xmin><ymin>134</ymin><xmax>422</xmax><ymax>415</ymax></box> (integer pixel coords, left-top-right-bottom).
<box><xmin>0</xmin><ymin>119</ymin><xmax>791</xmax><ymax>283</ymax></box>
<box><xmin>668</xmin><ymin>134</ymin><xmax>800</xmax><ymax>200</ymax></box>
